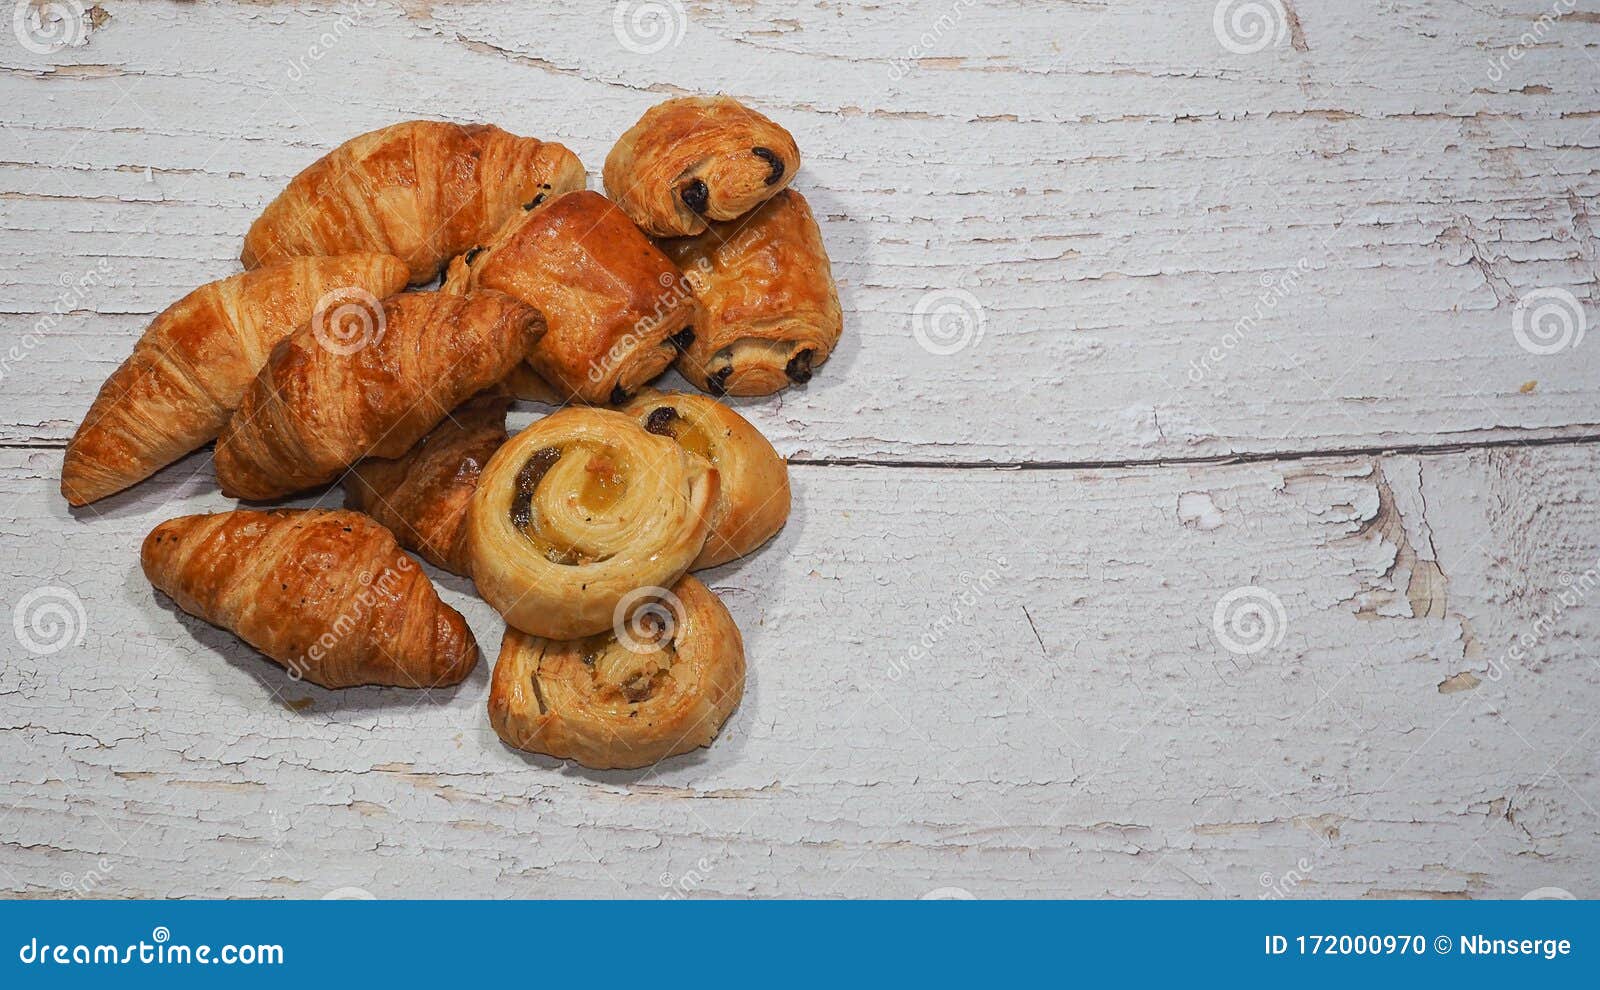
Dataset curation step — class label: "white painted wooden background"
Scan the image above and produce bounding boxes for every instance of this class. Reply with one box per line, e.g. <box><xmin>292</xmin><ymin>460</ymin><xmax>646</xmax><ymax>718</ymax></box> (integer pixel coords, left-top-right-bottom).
<box><xmin>1</xmin><ymin>0</ymin><xmax>1598</xmax><ymax>899</ymax></box>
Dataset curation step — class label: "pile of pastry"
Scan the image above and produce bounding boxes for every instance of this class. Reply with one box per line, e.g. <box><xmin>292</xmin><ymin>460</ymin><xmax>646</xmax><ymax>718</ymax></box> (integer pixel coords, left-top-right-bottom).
<box><xmin>63</xmin><ymin>97</ymin><xmax>840</xmax><ymax>770</ymax></box>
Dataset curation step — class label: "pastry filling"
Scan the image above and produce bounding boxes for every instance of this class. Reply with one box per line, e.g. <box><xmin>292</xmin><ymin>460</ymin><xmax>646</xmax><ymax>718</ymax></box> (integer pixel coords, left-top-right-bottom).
<box><xmin>706</xmin><ymin>366</ymin><xmax>733</xmax><ymax>396</ymax></box>
<box><xmin>568</xmin><ymin>625</ymin><xmax>676</xmax><ymax>707</ymax></box>
<box><xmin>785</xmin><ymin>349</ymin><xmax>815</xmax><ymax>384</ymax></box>
<box><xmin>508</xmin><ymin>443</ymin><xmax>629</xmax><ymax>564</ymax></box>
<box><xmin>642</xmin><ymin>405</ymin><xmax>715</xmax><ymax>462</ymax></box>
<box><xmin>751</xmin><ymin>146</ymin><xmax>785</xmax><ymax>186</ymax></box>
<box><xmin>668</xmin><ymin>326</ymin><xmax>695</xmax><ymax>352</ymax></box>
<box><xmin>680</xmin><ymin>178</ymin><xmax>709</xmax><ymax>214</ymax></box>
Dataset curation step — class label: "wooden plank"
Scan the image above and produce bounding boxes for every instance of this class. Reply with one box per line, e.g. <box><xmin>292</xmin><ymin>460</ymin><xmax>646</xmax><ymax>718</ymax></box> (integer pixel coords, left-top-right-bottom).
<box><xmin>1</xmin><ymin>0</ymin><xmax>1598</xmax><ymax>461</ymax></box>
<box><xmin>2</xmin><ymin>443</ymin><xmax>1596</xmax><ymax>898</ymax></box>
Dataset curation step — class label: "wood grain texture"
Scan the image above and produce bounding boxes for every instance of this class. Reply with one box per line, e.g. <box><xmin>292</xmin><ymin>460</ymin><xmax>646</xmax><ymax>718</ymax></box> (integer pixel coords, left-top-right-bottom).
<box><xmin>2</xmin><ymin>0</ymin><xmax>1599</xmax><ymax>900</ymax></box>
<box><xmin>1</xmin><ymin>443</ymin><xmax>1597</xmax><ymax>898</ymax></box>
<box><xmin>1</xmin><ymin>0</ymin><xmax>1598</xmax><ymax>461</ymax></box>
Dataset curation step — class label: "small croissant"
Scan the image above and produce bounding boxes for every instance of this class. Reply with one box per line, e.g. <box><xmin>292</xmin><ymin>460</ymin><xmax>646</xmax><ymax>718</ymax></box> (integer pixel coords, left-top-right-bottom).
<box><xmin>142</xmin><ymin>509</ymin><xmax>478</xmax><ymax>689</ymax></box>
<box><xmin>604</xmin><ymin>97</ymin><xmax>800</xmax><ymax>237</ymax></box>
<box><xmin>343</xmin><ymin>392</ymin><xmax>512</xmax><ymax>576</ymax></box>
<box><xmin>214</xmin><ymin>290</ymin><xmax>542</xmax><ymax>501</ymax></box>
<box><xmin>243</xmin><ymin>121</ymin><xmax>585</xmax><ymax>284</ymax></box>
<box><xmin>61</xmin><ymin>254</ymin><xmax>410</xmax><ymax>506</ymax></box>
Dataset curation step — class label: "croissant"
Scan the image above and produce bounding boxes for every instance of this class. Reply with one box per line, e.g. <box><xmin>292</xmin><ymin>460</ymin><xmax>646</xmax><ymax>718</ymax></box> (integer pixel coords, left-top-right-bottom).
<box><xmin>623</xmin><ymin>389</ymin><xmax>789</xmax><ymax>568</ymax></box>
<box><xmin>659</xmin><ymin>190</ymin><xmax>842</xmax><ymax>396</ymax></box>
<box><xmin>443</xmin><ymin>190</ymin><xmax>695</xmax><ymax>406</ymax></box>
<box><xmin>603</xmin><ymin>96</ymin><xmax>800</xmax><ymax>237</ymax></box>
<box><xmin>467</xmin><ymin>407</ymin><xmax>718</xmax><ymax>640</ymax></box>
<box><xmin>488</xmin><ymin>575</ymin><xmax>744</xmax><ymax>769</ymax></box>
<box><xmin>60</xmin><ymin>254</ymin><xmax>410</xmax><ymax>506</ymax></box>
<box><xmin>214</xmin><ymin>290</ymin><xmax>541</xmax><ymax>501</ymax></box>
<box><xmin>242</xmin><ymin>121</ymin><xmax>585</xmax><ymax>284</ymax></box>
<box><xmin>141</xmin><ymin>509</ymin><xmax>478</xmax><ymax>689</ymax></box>
<box><xmin>342</xmin><ymin>392</ymin><xmax>511</xmax><ymax>576</ymax></box>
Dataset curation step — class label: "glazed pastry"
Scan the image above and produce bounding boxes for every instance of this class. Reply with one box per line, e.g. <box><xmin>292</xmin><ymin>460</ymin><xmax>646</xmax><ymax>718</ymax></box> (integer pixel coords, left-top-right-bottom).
<box><xmin>342</xmin><ymin>393</ymin><xmax>512</xmax><ymax>576</ymax></box>
<box><xmin>242</xmin><ymin>121</ymin><xmax>585</xmax><ymax>284</ymax></box>
<box><xmin>603</xmin><ymin>96</ymin><xmax>799</xmax><ymax>237</ymax></box>
<box><xmin>659</xmin><ymin>190</ymin><xmax>841</xmax><ymax>396</ymax></box>
<box><xmin>624</xmin><ymin>389</ymin><xmax>789</xmax><ymax>568</ymax></box>
<box><xmin>142</xmin><ymin>510</ymin><xmax>477</xmax><ymax>689</ymax></box>
<box><xmin>60</xmin><ymin>254</ymin><xmax>409</xmax><ymax>506</ymax></box>
<box><xmin>467</xmin><ymin>407</ymin><xmax>718</xmax><ymax>640</ymax></box>
<box><xmin>443</xmin><ymin>190</ymin><xmax>695</xmax><ymax>406</ymax></box>
<box><xmin>215</xmin><ymin>291</ymin><xmax>541</xmax><ymax>501</ymax></box>
<box><xmin>488</xmin><ymin>575</ymin><xmax>744</xmax><ymax>769</ymax></box>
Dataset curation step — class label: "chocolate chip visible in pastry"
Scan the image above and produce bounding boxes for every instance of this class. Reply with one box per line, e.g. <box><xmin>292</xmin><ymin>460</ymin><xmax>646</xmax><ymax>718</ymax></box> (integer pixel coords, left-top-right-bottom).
<box><xmin>604</xmin><ymin>96</ymin><xmax>801</xmax><ymax>237</ymax></box>
<box><xmin>624</xmin><ymin>389</ymin><xmax>790</xmax><ymax>569</ymax></box>
<box><xmin>658</xmin><ymin>189</ymin><xmax>841</xmax><ymax>397</ymax></box>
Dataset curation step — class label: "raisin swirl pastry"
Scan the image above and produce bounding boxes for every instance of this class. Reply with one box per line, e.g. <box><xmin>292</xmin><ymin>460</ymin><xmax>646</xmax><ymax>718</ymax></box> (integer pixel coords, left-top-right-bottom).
<box><xmin>659</xmin><ymin>190</ymin><xmax>842</xmax><ymax>396</ymax></box>
<box><xmin>444</xmin><ymin>191</ymin><xmax>696</xmax><ymax>406</ymax></box>
<box><xmin>603</xmin><ymin>96</ymin><xmax>800</xmax><ymax>238</ymax></box>
<box><xmin>466</xmin><ymin>408</ymin><xmax>718</xmax><ymax>640</ymax></box>
<box><xmin>623</xmin><ymin>389</ymin><xmax>789</xmax><ymax>568</ymax></box>
<box><xmin>342</xmin><ymin>393</ymin><xmax>512</xmax><ymax>576</ymax></box>
<box><xmin>489</xmin><ymin>575</ymin><xmax>744</xmax><ymax>769</ymax></box>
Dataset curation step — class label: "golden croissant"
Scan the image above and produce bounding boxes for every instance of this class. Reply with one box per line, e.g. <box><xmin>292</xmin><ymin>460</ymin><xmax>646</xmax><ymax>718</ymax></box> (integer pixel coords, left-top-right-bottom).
<box><xmin>214</xmin><ymin>290</ymin><xmax>542</xmax><ymax>501</ymax></box>
<box><xmin>624</xmin><ymin>389</ymin><xmax>789</xmax><ymax>568</ymax></box>
<box><xmin>142</xmin><ymin>509</ymin><xmax>478</xmax><ymax>689</ymax></box>
<box><xmin>60</xmin><ymin>254</ymin><xmax>410</xmax><ymax>506</ymax></box>
<box><xmin>242</xmin><ymin>121</ymin><xmax>585</xmax><ymax>284</ymax></box>
<box><xmin>604</xmin><ymin>96</ymin><xmax>799</xmax><ymax>237</ymax></box>
<box><xmin>660</xmin><ymin>189</ymin><xmax>842</xmax><ymax>396</ymax></box>
<box><xmin>467</xmin><ymin>407</ymin><xmax>718</xmax><ymax>640</ymax></box>
<box><xmin>489</xmin><ymin>575</ymin><xmax>744</xmax><ymax>769</ymax></box>
<box><xmin>343</xmin><ymin>392</ymin><xmax>512</xmax><ymax>576</ymax></box>
<box><xmin>444</xmin><ymin>190</ymin><xmax>696</xmax><ymax>406</ymax></box>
